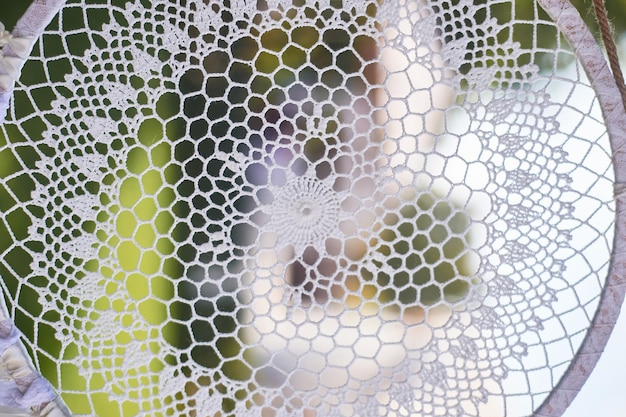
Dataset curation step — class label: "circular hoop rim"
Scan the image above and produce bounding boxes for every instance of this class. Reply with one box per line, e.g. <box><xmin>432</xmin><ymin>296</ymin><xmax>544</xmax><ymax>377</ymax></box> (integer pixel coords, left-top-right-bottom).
<box><xmin>3</xmin><ymin>1</ymin><xmax>626</xmax><ymax>416</ymax></box>
<box><xmin>535</xmin><ymin>0</ymin><xmax>626</xmax><ymax>415</ymax></box>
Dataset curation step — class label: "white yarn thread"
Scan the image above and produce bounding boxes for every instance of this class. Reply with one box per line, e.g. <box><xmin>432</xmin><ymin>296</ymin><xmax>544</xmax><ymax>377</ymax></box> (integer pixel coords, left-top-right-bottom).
<box><xmin>0</xmin><ymin>0</ymin><xmax>67</xmax><ymax>121</ymax></box>
<box><xmin>0</xmin><ymin>0</ymin><xmax>620</xmax><ymax>416</ymax></box>
<box><xmin>0</xmin><ymin>321</ymin><xmax>60</xmax><ymax>416</ymax></box>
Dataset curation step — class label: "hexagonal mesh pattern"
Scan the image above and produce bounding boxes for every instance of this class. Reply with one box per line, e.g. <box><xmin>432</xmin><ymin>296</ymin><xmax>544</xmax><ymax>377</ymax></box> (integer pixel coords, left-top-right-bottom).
<box><xmin>0</xmin><ymin>0</ymin><xmax>616</xmax><ymax>416</ymax></box>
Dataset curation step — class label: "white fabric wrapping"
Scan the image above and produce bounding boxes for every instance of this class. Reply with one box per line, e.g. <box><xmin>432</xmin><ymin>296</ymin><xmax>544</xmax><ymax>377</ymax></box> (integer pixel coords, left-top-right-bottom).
<box><xmin>0</xmin><ymin>0</ymin><xmax>67</xmax><ymax>120</ymax></box>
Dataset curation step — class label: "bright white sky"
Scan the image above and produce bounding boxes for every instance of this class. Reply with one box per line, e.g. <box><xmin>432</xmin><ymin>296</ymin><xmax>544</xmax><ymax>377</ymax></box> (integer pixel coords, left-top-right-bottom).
<box><xmin>563</xmin><ymin>307</ymin><xmax>626</xmax><ymax>417</ymax></box>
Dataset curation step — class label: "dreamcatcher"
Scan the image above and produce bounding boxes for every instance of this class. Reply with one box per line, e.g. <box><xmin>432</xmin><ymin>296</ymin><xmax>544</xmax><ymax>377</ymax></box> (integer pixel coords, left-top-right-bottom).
<box><xmin>0</xmin><ymin>0</ymin><xmax>625</xmax><ymax>416</ymax></box>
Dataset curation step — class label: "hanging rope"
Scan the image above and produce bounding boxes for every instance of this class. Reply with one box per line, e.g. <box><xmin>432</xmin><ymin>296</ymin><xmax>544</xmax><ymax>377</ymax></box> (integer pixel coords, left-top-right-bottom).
<box><xmin>593</xmin><ymin>0</ymin><xmax>626</xmax><ymax>113</ymax></box>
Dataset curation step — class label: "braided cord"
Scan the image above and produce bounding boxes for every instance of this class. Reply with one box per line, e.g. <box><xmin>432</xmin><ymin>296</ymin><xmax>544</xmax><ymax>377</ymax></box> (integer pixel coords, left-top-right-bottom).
<box><xmin>593</xmin><ymin>0</ymin><xmax>626</xmax><ymax>112</ymax></box>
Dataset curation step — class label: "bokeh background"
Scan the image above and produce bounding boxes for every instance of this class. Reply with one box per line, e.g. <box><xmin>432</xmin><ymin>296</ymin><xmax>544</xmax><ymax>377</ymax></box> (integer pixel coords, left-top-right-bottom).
<box><xmin>1</xmin><ymin>0</ymin><xmax>626</xmax><ymax>416</ymax></box>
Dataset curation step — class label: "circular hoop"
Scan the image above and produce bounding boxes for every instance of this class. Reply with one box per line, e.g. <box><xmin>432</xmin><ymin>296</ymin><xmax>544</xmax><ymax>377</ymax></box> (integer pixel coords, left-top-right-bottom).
<box><xmin>1</xmin><ymin>1</ymin><xmax>625</xmax><ymax>416</ymax></box>
<box><xmin>534</xmin><ymin>0</ymin><xmax>626</xmax><ymax>415</ymax></box>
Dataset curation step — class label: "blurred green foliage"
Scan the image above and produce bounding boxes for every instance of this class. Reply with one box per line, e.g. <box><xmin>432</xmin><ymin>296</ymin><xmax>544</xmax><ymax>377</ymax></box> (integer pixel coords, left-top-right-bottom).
<box><xmin>0</xmin><ymin>0</ymin><xmax>32</xmax><ymax>31</ymax></box>
<box><xmin>0</xmin><ymin>0</ymin><xmax>624</xmax><ymax>415</ymax></box>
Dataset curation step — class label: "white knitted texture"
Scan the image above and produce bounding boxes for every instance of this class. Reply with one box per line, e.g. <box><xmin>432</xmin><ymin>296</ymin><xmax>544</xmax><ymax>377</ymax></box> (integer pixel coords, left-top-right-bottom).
<box><xmin>0</xmin><ymin>0</ymin><xmax>615</xmax><ymax>416</ymax></box>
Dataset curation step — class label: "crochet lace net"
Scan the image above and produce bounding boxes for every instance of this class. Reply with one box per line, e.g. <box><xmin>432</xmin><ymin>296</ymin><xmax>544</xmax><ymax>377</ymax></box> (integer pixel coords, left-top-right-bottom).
<box><xmin>0</xmin><ymin>0</ymin><xmax>614</xmax><ymax>416</ymax></box>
